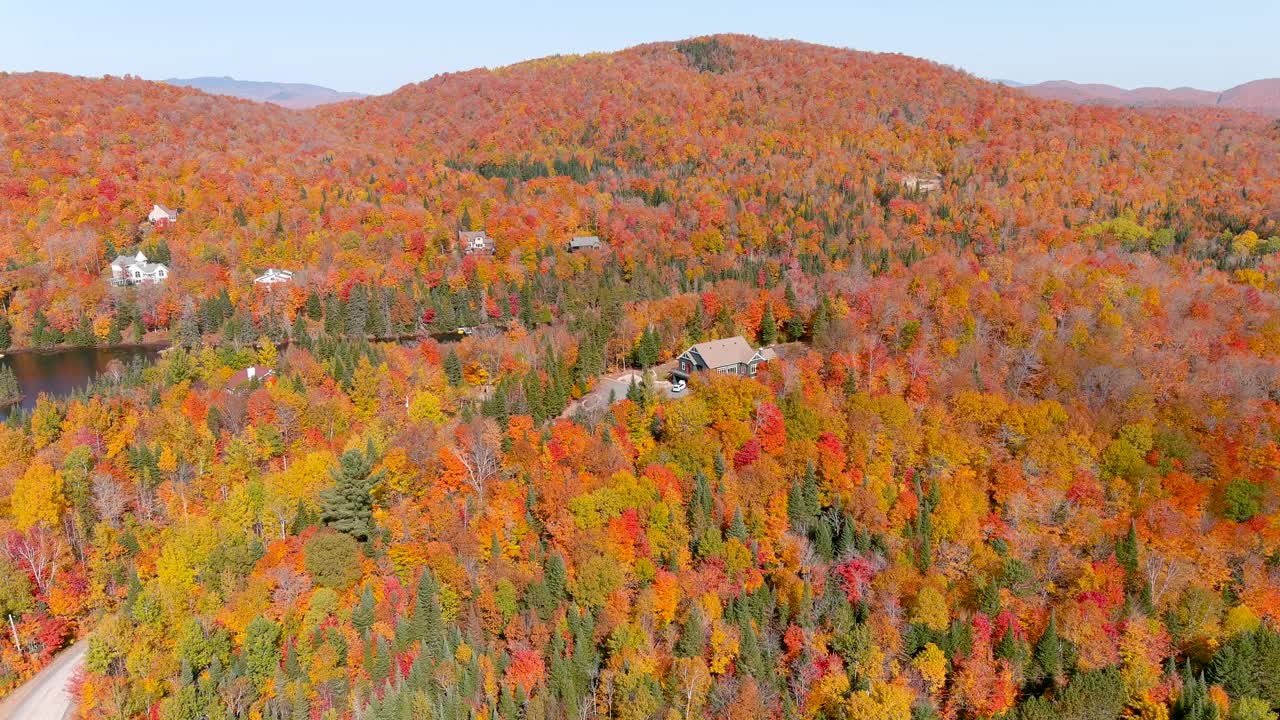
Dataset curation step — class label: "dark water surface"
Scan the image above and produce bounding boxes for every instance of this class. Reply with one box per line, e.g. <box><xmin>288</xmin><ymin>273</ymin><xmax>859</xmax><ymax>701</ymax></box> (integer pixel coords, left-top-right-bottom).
<box><xmin>2</xmin><ymin>345</ymin><xmax>164</xmax><ymax>413</ymax></box>
<box><xmin>0</xmin><ymin>332</ymin><xmax>468</xmax><ymax>416</ymax></box>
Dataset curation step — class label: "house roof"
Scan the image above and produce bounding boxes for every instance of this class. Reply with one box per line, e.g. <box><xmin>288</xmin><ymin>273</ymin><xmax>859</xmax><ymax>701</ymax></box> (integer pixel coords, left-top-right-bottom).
<box><xmin>226</xmin><ymin>365</ymin><xmax>273</xmax><ymax>390</ymax></box>
<box><xmin>683</xmin><ymin>336</ymin><xmax>759</xmax><ymax>369</ymax></box>
<box><xmin>570</xmin><ymin>235</ymin><xmax>601</xmax><ymax>248</ymax></box>
<box><xmin>255</xmin><ymin>268</ymin><xmax>293</xmax><ymax>280</ymax></box>
<box><xmin>153</xmin><ymin>204</ymin><xmax>177</xmax><ymax>216</ymax></box>
<box><xmin>111</xmin><ymin>254</ymin><xmax>142</xmax><ymax>268</ymax></box>
<box><xmin>132</xmin><ymin>263</ymin><xmax>168</xmax><ymax>275</ymax></box>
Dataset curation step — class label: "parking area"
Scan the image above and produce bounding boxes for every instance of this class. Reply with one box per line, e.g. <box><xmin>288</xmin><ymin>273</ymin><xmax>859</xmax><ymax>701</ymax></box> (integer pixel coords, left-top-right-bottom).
<box><xmin>564</xmin><ymin>369</ymin><xmax>684</xmax><ymax>416</ymax></box>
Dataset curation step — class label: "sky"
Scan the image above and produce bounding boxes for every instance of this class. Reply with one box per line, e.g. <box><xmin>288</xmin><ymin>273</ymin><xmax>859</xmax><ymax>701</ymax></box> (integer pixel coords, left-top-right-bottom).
<box><xmin>3</xmin><ymin>0</ymin><xmax>1278</xmax><ymax>95</ymax></box>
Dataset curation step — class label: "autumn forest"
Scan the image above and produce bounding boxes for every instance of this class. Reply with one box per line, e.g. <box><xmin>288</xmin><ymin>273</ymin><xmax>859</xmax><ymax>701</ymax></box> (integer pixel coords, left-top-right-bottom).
<box><xmin>0</xmin><ymin>34</ymin><xmax>1279</xmax><ymax>720</ymax></box>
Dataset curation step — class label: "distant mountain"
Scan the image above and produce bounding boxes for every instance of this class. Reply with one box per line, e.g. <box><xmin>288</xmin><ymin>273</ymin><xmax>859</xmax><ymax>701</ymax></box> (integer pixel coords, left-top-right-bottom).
<box><xmin>1017</xmin><ymin>78</ymin><xmax>1280</xmax><ymax>116</ymax></box>
<box><xmin>164</xmin><ymin>76</ymin><xmax>366</xmax><ymax>109</ymax></box>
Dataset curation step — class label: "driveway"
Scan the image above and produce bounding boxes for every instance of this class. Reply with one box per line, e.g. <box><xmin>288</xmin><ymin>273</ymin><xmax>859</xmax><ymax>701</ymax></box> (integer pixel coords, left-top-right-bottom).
<box><xmin>0</xmin><ymin>638</ymin><xmax>88</xmax><ymax>720</ymax></box>
<box><xmin>564</xmin><ymin>369</ymin><xmax>683</xmax><ymax>417</ymax></box>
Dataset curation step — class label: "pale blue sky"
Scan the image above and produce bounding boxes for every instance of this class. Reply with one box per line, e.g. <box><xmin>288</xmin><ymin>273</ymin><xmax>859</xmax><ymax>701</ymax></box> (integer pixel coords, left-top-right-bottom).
<box><xmin>3</xmin><ymin>0</ymin><xmax>1277</xmax><ymax>95</ymax></box>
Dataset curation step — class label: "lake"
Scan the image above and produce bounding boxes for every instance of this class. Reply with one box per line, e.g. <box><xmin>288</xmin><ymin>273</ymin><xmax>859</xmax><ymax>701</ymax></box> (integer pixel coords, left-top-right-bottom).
<box><xmin>1</xmin><ymin>345</ymin><xmax>165</xmax><ymax>414</ymax></box>
<box><xmin>0</xmin><ymin>332</ymin><xmax>471</xmax><ymax>416</ymax></box>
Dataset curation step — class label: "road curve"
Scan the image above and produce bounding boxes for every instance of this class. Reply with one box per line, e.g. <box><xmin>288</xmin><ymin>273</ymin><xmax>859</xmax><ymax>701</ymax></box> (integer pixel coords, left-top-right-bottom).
<box><xmin>0</xmin><ymin>639</ymin><xmax>88</xmax><ymax>720</ymax></box>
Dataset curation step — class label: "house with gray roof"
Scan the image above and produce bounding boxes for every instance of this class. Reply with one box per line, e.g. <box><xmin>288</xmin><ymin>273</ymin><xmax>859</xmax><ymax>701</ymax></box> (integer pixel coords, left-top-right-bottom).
<box><xmin>109</xmin><ymin>250</ymin><xmax>169</xmax><ymax>286</ymax></box>
<box><xmin>673</xmin><ymin>336</ymin><xmax>777</xmax><ymax>380</ymax></box>
<box><xmin>568</xmin><ymin>235</ymin><xmax>603</xmax><ymax>252</ymax></box>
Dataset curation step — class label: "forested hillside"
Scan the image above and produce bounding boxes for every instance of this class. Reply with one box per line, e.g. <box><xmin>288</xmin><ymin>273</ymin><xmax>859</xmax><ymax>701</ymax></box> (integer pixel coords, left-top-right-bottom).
<box><xmin>0</xmin><ymin>35</ymin><xmax>1278</xmax><ymax>720</ymax></box>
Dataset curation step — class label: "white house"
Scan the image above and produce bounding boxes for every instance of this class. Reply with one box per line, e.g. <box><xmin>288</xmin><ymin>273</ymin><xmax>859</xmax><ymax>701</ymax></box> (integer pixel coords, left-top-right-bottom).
<box><xmin>110</xmin><ymin>251</ymin><xmax>148</xmax><ymax>281</ymax></box>
<box><xmin>128</xmin><ymin>262</ymin><xmax>169</xmax><ymax>285</ymax></box>
<box><xmin>109</xmin><ymin>251</ymin><xmax>168</xmax><ymax>286</ymax></box>
<box><xmin>254</xmin><ymin>268</ymin><xmax>294</xmax><ymax>285</ymax></box>
<box><xmin>458</xmin><ymin>230</ymin><xmax>496</xmax><ymax>255</ymax></box>
<box><xmin>148</xmin><ymin>204</ymin><xmax>179</xmax><ymax>225</ymax></box>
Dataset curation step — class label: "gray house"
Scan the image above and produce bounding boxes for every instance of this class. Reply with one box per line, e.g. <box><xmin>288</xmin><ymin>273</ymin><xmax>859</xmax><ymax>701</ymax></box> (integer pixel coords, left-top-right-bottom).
<box><xmin>568</xmin><ymin>235</ymin><xmax>603</xmax><ymax>252</ymax></box>
<box><xmin>673</xmin><ymin>336</ymin><xmax>777</xmax><ymax>380</ymax></box>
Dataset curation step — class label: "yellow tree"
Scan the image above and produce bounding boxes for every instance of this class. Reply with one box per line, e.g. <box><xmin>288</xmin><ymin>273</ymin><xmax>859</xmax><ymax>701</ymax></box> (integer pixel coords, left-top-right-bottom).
<box><xmin>12</xmin><ymin>459</ymin><xmax>65</xmax><ymax>530</ymax></box>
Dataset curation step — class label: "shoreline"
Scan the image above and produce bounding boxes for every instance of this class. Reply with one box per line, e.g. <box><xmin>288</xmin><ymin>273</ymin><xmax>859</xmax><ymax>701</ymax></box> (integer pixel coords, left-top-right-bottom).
<box><xmin>0</xmin><ymin>341</ymin><xmax>171</xmax><ymax>356</ymax></box>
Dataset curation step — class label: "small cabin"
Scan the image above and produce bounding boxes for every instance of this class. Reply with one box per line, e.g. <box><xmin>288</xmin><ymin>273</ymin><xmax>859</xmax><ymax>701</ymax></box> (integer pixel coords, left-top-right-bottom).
<box><xmin>568</xmin><ymin>235</ymin><xmax>603</xmax><ymax>252</ymax></box>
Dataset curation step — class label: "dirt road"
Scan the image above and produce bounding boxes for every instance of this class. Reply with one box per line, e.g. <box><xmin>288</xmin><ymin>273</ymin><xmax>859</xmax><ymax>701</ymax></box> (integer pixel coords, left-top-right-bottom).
<box><xmin>0</xmin><ymin>639</ymin><xmax>88</xmax><ymax>720</ymax></box>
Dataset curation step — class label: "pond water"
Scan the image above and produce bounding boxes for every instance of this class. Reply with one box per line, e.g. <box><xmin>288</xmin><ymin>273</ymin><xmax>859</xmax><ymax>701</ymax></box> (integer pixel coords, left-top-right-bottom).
<box><xmin>0</xmin><ymin>332</ymin><xmax>471</xmax><ymax>416</ymax></box>
<box><xmin>1</xmin><ymin>345</ymin><xmax>165</xmax><ymax>414</ymax></box>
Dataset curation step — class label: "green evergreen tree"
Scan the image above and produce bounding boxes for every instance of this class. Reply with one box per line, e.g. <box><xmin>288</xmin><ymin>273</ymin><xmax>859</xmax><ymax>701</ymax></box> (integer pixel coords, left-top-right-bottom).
<box><xmin>758</xmin><ymin>303</ymin><xmax>777</xmax><ymax>346</ymax></box>
<box><xmin>1210</xmin><ymin>625</ymin><xmax>1280</xmax><ymax>708</ymax></box>
<box><xmin>674</xmin><ymin>607</ymin><xmax>706</xmax><ymax>657</ymax></box>
<box><xmin>353</xmin><ymin>586</ymin><xmax>376</xmax><ymax>637</ymax></box>
<box><xmin>177</xmin><ymin>300</ymin><xmax>201</xmax><ymax>349</ymax></box>
<box><xmin>319</xmin><ymin>442</ymin><xmax>385</xmax><ymax>542</ymax></box>
<box><xmin>729</xmin><ymin>507</ymin><xmax>748</xmax><ymax>541</ymax></box>
<box><xmin>242</xmin><ymin>617</ymin><xmax>281</xmax><ymax>685</ymax></box>
<box><xmin>291</xmin><ymin>314</ymin><xmax>311</xmax><ymax>349</ymax></box>
<box><xmin>1032</xmin><ymin>611</ymin><xmax>1066</xmax><ymax>688</ymax></box>
<box><xmin>444</xmin><ymin>349</ymin><xmax>463</xmax><ymax>387</ymax></box>
<box><xmin>346</xmin><ymin>285</ymin><xmax>369</xmax><ymax>339</ymax></box>
<box><xmin>305</xmin><ymin>292</ymin><xmax>323</xmax><ymax>320</ymax></box>
<box><xmin>1173</xmin><ymin>665</ymin><xmax>1220</xmax><ymax>720</ymax></box>
<box><xmin>544</xmin><ymin>553</ymin><xmax>567</xmax><ymax>602</ymax></box>
<box><xmin>995</xmin><ymin>623</ymin><xmax>1029</xmax><ymax>671</ymax></box>
<box><xmin>412</xmin><ymin>570</ymin><xmax>446</xmax><ymax>659</ymax></box>
<box><xmin>0</xmin><ymin>365</ymin><xmax>19</xmax><ymax>407</ymax></box>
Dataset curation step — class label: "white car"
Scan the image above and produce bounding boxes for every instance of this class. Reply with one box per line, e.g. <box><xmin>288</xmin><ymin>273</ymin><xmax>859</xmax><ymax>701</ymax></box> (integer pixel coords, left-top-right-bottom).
<box><xmin>670</xmin><ymin>379</ymin><xmax>687</xmax><ymax>393</ymax></box>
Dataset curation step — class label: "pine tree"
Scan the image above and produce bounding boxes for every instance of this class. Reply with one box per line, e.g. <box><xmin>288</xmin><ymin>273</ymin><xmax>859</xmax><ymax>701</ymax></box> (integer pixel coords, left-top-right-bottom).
<box><xmin>810</xmin><ymin>298</ymin><xmax>831</xmax><ymax>346</ymax></box>
<box><xmin>369</xmin><ymin>635</ymin><xmax>391</xmax><ymax>684</ymax></box>
<box><xmin>291</xmin><ymin>314</ymin><xmax>312</xmax><ymax>349</ymax></box>
<box><xmin>995</xmin><ymin>623</ymin><xmax>1029</xmax><ymax>670</ymax></box>
<box><xmin>544</xmin><ymin>553</ymin><xmax>567</xmax><ymax>602</ymax></box>
<box><xmin>444</xmin><ymin>349</ymin><xmax>463</xmax><ymax>387</ymax></box>
<box><xmin>688</xmin><ymin>471</ymin><xmax>713</xmax><ymax>539</ymax></box>
<box><xmin>319</xmin><ymin>442</ymin><xmax>385</xmax><ymax>542</ymax></box>
<box><xmin>346</xmin><ymin>285</ymin><xmax>369</xmax><ymax>339</ymax></box>
<box><xmin>0</xmin><ymin>314</ymin><xmax>11</xmax><ymax>350</ymax></box>
<box><xmin>1172</xmin><ymin>665</ymin><xmax>1219</xmax><ymax>720</ymax></box>
<box><xmin>0</xmin><ymin>365</ymin><xmax>19</xmax><ymax>407</ymax></box>
<box><xmin>758</xmin><ymin>303</ymin><xmax>777</xmax><ymax>346</ymax></box>
<box><xmin>633</xmin><ymin>327</ymin><xmax>660</xmax><ymax>368</ymax></box>
<box><xmin>787</xmin><ymin>480</ymin><xmax>808</xmax><ymax>532</ymax></box>
<box><xmin>412</xmin><ymin>571</ymin><xmax>446</xmax><ymax>659</ymax></box>
<box><xmin>1033</xmin><ymin>611</ymin><xmax>1066</xmax><ymax>688</ymax></box>
<box><xmin>177</xmin><ymin>299</ymin><xmax>201</xmax><ymax>349</ymax></box>
<box><xmin>305</xmin><ymin>292</ymin><xmax>323</xmax><ymax>320</ymax></box>
<box><xmin>674</xmin><ymin>607</ymin><xmax>706</xmax><ymax>657</ymax></box>
<box><xmin>353</xmin><ymin>586</ymin><xmax>376</xmax><ymax>637</ymax></box>
<box><xmin>729</xmin><ymin>507</ymin><xmax>748</xmax><ymax>541</ymax></box>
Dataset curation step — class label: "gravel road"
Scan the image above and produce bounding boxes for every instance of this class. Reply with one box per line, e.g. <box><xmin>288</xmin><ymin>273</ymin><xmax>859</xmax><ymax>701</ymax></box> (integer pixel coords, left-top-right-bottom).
<box><xmin>0</xmin><ymin>639</ymin><xmax>88</xmax><ymax>720</ymax></box>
